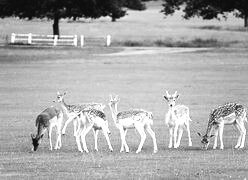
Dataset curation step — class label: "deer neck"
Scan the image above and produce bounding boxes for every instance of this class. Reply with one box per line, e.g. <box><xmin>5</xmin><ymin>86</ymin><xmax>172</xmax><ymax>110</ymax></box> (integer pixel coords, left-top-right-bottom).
<box><xmin>109</xmin><ymin>103</ymin><xmax>118</xmax><ymax>125</ymax></box>
<box><xmin>168</xmin><ymin>105</ymin><xmax>175</xmax><ymax>118</ymax></box>
<box><xmin>59</xmin><ymin>99</ymin><xmax>70</xmax><ymax>115</ymax></box>
<box><xmin>205</xmin><ymin>120</ymin><xmax>214</xmax><ymax>137</ymax></box>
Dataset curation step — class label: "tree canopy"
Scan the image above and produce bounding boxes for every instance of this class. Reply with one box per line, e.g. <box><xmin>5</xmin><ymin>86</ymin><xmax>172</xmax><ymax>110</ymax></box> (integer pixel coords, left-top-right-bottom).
<box><xmin>0</xmin><ymin>0</ymin><xmax>146</xmax><ymax>35</ymax></box>
<box><xmin>161</xmin><ymin>0</ymin><xmax>248</xmax><ymax>27</ymax></box>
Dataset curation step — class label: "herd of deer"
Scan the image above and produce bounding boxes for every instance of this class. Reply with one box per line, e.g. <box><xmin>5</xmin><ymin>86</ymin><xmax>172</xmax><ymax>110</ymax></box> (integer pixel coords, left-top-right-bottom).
<box><xmin>31</xmin><ymin>91</ymin><xmax>247</xmax><ymax>153</ymax></box>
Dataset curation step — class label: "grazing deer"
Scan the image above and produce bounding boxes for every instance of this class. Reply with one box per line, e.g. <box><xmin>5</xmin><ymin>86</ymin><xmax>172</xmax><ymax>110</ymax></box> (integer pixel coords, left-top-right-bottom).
<box><xmin>56</xmin><ymin>92</ymin><xmax>105</xmax><ymax>136</ymax></box>
<box><xmin>108</xmin><ymin>95</ymin><xmax>158</xmax><ymax>153</ymax></box>
<box><xmin>164</xmin><ymin>91</ymin><xmax>192</xmax><ymax>149</ymax></box>
<box><xmin>198</xmin><ymin>102</ymin><xmax>247</xmax><ymax>150</ymax></box>
<box><xmin>56</xmin><ymin>92</ymin><xmax>112</xmax><ymax>152</ymax></box>
<box><xmin>31</xmin><ymin>106</ymin><xmax>63</xmax><ymax>151</ymax></box>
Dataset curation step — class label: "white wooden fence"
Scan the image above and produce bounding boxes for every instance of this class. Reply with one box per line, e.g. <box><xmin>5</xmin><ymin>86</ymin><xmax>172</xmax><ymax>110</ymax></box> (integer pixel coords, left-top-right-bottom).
<box><xmin>80</xmin><ymin>35</ymin><xmax>111</xmax><ymax>47</ymax></box>
<box><xmin>10</xmin><ymin>33</ymin><xmax>111</xmax><ymax>47</ymax></box>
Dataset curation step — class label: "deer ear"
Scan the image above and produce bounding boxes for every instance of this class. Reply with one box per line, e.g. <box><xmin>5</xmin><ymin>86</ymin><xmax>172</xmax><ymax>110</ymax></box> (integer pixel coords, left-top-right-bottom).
<box><xmin>163</xmin><ymin>96</ymin><xmax>168</xmax><ymax>101</ymax></box>
<box><xmin>63</xmin><ymin>92</ymin><xmax>67</xmax><ymax>95</ymax></box>
<box><xmin>197</xmin><ymin>132</ymin><xmax>202</xmax><ymax>137</ymax></box>
<box><xmin>175</xmin><ymin>94</ymin><xmax>179</xmax><ymax>99</ymax></box>
<box><xmin>210</xmin><ymin>135</ymin><xmax>215</xmax><ymax>138</ymax></box>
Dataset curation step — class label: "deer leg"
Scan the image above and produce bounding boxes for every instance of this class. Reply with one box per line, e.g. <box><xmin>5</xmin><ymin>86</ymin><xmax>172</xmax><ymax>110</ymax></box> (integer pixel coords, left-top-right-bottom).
<box><xmin>102</xmin><ymin>127</ymin><xmax>113</xmax><ymax>152</ymax></box>
<box><xmin>173</xmin><ymin>125</ymin><xmax>179</xmax><ymax>148</ymax></box>
<box><xmin>185</xmin><ymin>122</ymin><xmax>192</xmax><ymax>146</ymax></box>
<box><xmin>123</xmin><ymin>129</ymin><xmax>129</xmax><ymax>152</ymax></box>
<box><xmin>168</xmin><ymin>127</ymin><xmax>173</xmax><ymax>148</ymax></box>
<box><xmin>145</xmin><ymin>125</ymin><xmax>158</xmax><ymax>153</ymax></box>
<box><xmin>93</xmin><ymin>129</ymin><xmax>99</xmax><ymax>151</ymax></box>
<box><xmin>219</xmin><ymin>123</ymin><xmax>224</xmax><ymax>150</ymax></box>
<box><xmin>54</xmin><ymin>126</ymin><xmax>60</xmax><ymax>150</ymax></box>
<box><xmin>135</xmin><ymin>123</ymin><xmax>146</xmax><ymax>153</ymax></box>
<box><xmin>62</xmin><ymin>114</ymin><xmax>77</xmax><ymax>135</ymax></box>
<box><xmin>48</xmin><ymin>126</ymin><xmax>53</xmax><ymax>151</ymax></box>
<box><xmin>234</xmin><ymin>123</ymin><xmax>242</xmax><ymax>148</ymax></box>
<box><xmin>239</xmin><ymin>123</ymin><xmax>246</xmax><ymax>149</ymax></box>
<box><xmin>80</xmin><ymin>123</ymin><xmax>94</xmax><ymax>153</ymax></box>
<box><xmin>119</xmin><ymin>128</ymin><xmax>129</xmax><ymax>153</ymax></box>
<box><xmin>75</xmin><ymin>127</ymin><xmax>83</xmax><ymax>152</ymax></box>
<box><xmin>175</xmin><ymin>127</ymin><xmax>183</xmax><ymax>148</ymax></box>
<box><xmin>236</xmin><ymin>120</ymin><xmax>246</xmax><ymax>148</ymax></box>
<box><xmin>212</xmin><ymin>126</ymin><xmax>219</xmax><ymax>149</ymax></box>
<box><xmin>73</xmin><ymin>118</ymin><xmax>78</xmax><ymax>137</ymax></box>
<box><xmin>57</xmin><ymin>114</ymin><xmax>63</xmax><ymax>149</ymax></box>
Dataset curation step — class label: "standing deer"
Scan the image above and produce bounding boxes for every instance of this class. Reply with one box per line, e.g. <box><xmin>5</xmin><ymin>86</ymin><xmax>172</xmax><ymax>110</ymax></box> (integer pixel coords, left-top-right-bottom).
<box><xmin>164</xmin><ymin>91</ymin><xmax>192</xmax><ymax>149</ymax></box>
<box><xmin>56</xmin><ymin>92</ymin><xmax>113</xmax><ymax>152</ymax></box>
<box><xmin>31</xmin><ymin>106</ymin><xmax>63</xmax><ymax>151</ymax></box>
<box><xmin>198</xmin><ymin>102</ymin><xmax>247</xmax><ymax>150</ymax></box>
<box><xmin>108</xmin><ymin>95</ymin><xmax>157</xmax><ymax>153</ymax></box>
<box><xmin>56</xmin><ymin>92</ymin><xmax>105</xmax><ymax>136</ymax></box>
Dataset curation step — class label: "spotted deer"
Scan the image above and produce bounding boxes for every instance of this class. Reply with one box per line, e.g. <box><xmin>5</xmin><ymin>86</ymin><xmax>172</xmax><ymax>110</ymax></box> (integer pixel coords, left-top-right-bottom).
<box><xmin>198</xmin><ymin>102</ymin><xmax>247</xmax><ymax>150</ymax></box>
<box><xmin>56</xmin><ymin>92</ymin><xmax>112</xmax><ymax>152</ymax></box>
<box><xmin>56</xmin><ymin>92</ymin><xmax>105</xmax><ymax>136</ymax></box>
<box><xmin>164</xmin><ymin>91</ymin><xmax>192</xmax><ymax>149</ymax></box>
<box><xmin>108</xmin><ymin>95</ymin><xmax>158</xmax><ymax>153</ymax></box>
<box><xmin>31</xmin><ymin>106</ymin><xmax>63</xmax><ymax>151</ymax></box>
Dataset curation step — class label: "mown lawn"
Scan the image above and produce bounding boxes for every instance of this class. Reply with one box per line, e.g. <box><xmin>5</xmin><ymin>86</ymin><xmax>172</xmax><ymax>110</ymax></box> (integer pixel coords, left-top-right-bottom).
<box><xmin>0</xmin><ymin>46</ymin><xmax>248</xmax><ymax>179</ymax></box>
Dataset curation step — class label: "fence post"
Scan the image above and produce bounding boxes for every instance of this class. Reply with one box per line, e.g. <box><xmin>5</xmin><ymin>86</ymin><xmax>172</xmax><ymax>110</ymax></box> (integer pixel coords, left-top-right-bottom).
<box><xmin>73</xmin><ymin>35</ymin><xmax>77</xmax><ymax>47</ymax></box>
<box><xmin>11</xmin><ymin>33</ymin><xmax>16</xmax><ymax>43</ymax></box>
<box><xmin>80</xmin><ymin>35</ymin><xmax>84</xmax><ymax>47</ymax></box>
<box><xmin>54</xmin><ymin>35</ymin><xmax>58</xmax><ymax>46</ymax></box>
<box><xmin>28</xmin><ymin>33</ymin><xmax>32</xmax><ymax>44</ymax></box>
<box><xmin>106</xmin><ymin>35</ymin><xmax>111</xmax><ymax>47</ymax></box>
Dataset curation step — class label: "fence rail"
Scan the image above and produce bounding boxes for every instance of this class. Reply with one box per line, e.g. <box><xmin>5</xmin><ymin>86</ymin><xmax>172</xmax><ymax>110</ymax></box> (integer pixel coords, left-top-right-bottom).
<box><xmin>10</xmin><ymin>33</ymin><xmax>111</xmax><ymax>47</ymax></box>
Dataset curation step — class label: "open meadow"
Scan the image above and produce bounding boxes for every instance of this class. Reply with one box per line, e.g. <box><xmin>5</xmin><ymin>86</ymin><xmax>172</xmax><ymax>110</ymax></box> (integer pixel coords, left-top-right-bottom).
<box><xmin>1</xmin><ymin>1</ymin><xmax>248</xmax><ymax>180</ymax></box>
<box><xmin>1</xmin><ymin>47</ymin><xmax>248</xmax><ymax>179</ymax></box>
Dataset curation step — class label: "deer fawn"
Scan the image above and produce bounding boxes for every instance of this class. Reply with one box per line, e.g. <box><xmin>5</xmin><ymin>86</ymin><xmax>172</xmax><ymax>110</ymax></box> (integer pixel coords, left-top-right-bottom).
<box><xmin>198</xmin><ymin>102</ymin><xmax>247</xmax><ymax>150</ymax></box>
<box><xmin>108</xmin><ymin>95</ymin><xmax>158</xmax><ymax>153</ymax></box>
<box><xmin>31</xmin><ymin>106</ymin><xmax>63</xmax><ymax>151</ymax></box>
<box><xmin>164</xmin><ymin>91</ymin><xmax>192</xmax><ymax>149</ymax></box>
<box><xmin>56</xmin><ymin>92</ymin><xmax>112</xmax><ymax>152</ymax></box>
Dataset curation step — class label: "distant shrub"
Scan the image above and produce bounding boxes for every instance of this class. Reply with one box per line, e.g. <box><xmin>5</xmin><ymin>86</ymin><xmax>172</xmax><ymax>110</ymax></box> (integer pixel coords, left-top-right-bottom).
<box><xmin>116</xmin><ymin>38</ymin><xmax>236</xmax><ymax>47</ymax></box>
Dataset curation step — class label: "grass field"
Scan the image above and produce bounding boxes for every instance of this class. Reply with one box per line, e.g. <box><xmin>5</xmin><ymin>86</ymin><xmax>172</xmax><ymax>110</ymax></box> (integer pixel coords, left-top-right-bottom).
<box><xmin>1</xmin><ymin>46</ymin><xmax>248</xmax><ymax>179</ymax></box>
<box><xmin>1</xmin><ymin>1</ymin><xmax>248</xmax><ymax>180</ymax></box>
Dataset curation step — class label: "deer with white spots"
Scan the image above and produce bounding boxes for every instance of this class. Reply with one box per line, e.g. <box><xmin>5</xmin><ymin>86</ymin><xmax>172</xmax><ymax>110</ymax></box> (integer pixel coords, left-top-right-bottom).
<box><xmin>56</xmin><ymin>92</ymin><xmax>113</xmax><ymax>152</ymax></box>
<box><xmin>56</xmin><ymin>92</ymin><xmax>105</xmax><ymax>137</ymax></box>
<box><xmin>108</xmin><ymin>95</ymin><xmax>158</xmax><ymax>153</ymax></box>
<box><xmin>164</xmin><ymin>91</ymin><xmax>192</xmax><ymax>149</ymax></box>
<box><xmin>198</xmin><ymin>102</ymin><xmax>247</xmax><ymax>150</ymax></box>
<box><xmin>31</xmin><ymin>106</ymin><xmax>63</xmax><ymax>151</ymax></box>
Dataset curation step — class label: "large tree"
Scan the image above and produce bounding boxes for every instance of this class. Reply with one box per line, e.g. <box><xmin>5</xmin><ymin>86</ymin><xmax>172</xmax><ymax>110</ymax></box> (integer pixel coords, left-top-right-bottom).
<box><xmin>0</xmin><ymin>0</ymin><xmax>127</xmax><ymax>35</ymax></box>
<box><xmin>161</xmin><ymin>0</ymin><xmax>248</xmax><ymax>27</ymax></box>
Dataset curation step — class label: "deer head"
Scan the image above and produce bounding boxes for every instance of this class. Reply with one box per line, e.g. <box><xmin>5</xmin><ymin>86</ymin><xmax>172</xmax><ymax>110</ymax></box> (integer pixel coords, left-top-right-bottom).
<box><xmin>163</xmin><ymin>91</ymin><xmax>179</xmax><ymax>108</ymax></box>
<box><xmin>31</xmin><ymin>134</ymin><xmax>43</xmax><ymax>151</ymax></box>
<box><xmin>197</xmin><ymin>132</ymin><xmax>214</xmax><ymax>150</ymax></box>
<box><xmin>56</xmin><ymin>91</ymin><xmax>66</xmax><ymax>103</ymax></box>
<box><xmin>108</xmin><ymin>94</ymin><xmax>120</xmax><ymax>106</ymax></box>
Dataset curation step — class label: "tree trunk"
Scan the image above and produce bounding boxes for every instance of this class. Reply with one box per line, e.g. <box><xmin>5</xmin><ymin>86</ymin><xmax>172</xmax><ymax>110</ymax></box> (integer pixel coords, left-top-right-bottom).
<box><xmin>245</xmin><ymin>14</ymin><xmax>248</xmax><ymax>27</ymax></box>
<box><xmin>111</xmin><ymin>16</ymin><xmax>116</xmax><ymax>22</ymax></box>
<box><xmin>53</xmin><ymin>13</ymin><xmax>60</xmax><ymax>36</ymax></box>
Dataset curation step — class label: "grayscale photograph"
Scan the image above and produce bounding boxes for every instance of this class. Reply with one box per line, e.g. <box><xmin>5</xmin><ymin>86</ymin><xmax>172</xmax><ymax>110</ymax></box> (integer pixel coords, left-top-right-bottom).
<box><xmin>0</xmin><ymin>0</ymin><xmax>248</xmax><ymax>179</ymax></box>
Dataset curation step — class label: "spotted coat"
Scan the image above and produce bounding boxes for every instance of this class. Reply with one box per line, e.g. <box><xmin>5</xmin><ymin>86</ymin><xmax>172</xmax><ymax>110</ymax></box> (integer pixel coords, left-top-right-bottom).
<box><xmin>205</xmin><ymin>102</ymin><xmax>246</xmax><ymax>135</ymax></box>
<box><xmin>83</xmin><ymin>109</ymin><xmax>106</xmax><ymax>121</ymax></box>
<box><xmin>116</xmin><ymin>109</ymin><xmax>151</xmax><ymax>123</ymax></box>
